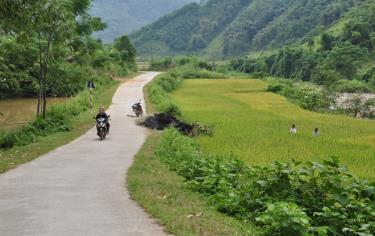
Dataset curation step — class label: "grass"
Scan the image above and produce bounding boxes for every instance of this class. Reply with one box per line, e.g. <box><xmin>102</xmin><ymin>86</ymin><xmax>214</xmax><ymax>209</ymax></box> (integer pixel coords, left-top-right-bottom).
<box><xmin>127</xmin><ymin>134</ymin><xmax>257</xmax><ymax>236</ymax></box>
<box><xmin>170</xmin><ymin>79</ymin><xmax>375</xmax><ymax>180</ymax></box>
<box><xmin>0</xmin><ymin>76</ymin><xmax>136</xmax><ymax>173</ymax></box>
<box><xmin>128</xmin><ymin>73</ymin><xmax>258</xmax><ymax>235</ymax></box>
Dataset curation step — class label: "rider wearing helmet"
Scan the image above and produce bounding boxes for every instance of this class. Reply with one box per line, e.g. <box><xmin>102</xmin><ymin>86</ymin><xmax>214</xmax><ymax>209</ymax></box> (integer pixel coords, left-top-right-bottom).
<box><xmin>96</xmin><ymin>106</ymin><xmax>110</xmax><ymax>134</ymax></box>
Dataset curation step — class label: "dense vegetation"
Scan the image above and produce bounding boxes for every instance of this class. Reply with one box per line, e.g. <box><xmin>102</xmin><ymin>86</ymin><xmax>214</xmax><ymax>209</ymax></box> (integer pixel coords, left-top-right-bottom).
<box><xmin>226</xmin><ymin>0</ymin><xmax>375</xmax><ymax>116</ymax></box>
<box><xmin>231</xmin><ymin>18</ymin><xmax>375</xmax><ymax>93</ymax></box>
<box><xmin>0</xmin><ymin>0</ymin><xmax>136</xmax><ymax>113</ymax></box>
<box><xmin>90</xmin><ymin>0</ymin><xmax>197</xmax><ymax>42</ymax></box>
<box><xmin>0</xmin><ymin>0</ymin><xmax>136</xmax><ymax>148</ymax></box>
<box><xmin>130</xmin><ymin>0</ymin><xmax>364</xmax><ymax>58</ymax></box>
<box><xmin>158</xmin><ymin>129</ymin><xmax>375</xmax><ymax>235</ymax></box>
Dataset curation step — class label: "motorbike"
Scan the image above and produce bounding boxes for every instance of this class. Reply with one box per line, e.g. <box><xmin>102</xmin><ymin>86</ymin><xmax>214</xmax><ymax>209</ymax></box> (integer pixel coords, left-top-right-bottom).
<box><xmin>96</xmin><ymin>116</ymin><xmax>110</xmax><ymax>140</ymax></box>
<box><xmin>132</xmin><ymin>102</ymin><xmax>143</xmax><ymax>117</ymax></box>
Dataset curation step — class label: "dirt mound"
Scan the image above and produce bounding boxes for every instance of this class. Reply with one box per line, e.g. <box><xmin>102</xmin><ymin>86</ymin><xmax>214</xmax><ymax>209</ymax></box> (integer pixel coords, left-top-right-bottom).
<box><xmin>140</xmin><ymin>113</ymin><xmax>212</xmax><ymax>136</ymax></box>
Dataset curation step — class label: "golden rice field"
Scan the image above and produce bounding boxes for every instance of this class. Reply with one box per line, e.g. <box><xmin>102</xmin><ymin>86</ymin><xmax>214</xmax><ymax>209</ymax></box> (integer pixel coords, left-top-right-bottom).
<box><xmin>170</xmin><ymin>79</ymin><xmax>375</xmax><ymax>180</ymax></box>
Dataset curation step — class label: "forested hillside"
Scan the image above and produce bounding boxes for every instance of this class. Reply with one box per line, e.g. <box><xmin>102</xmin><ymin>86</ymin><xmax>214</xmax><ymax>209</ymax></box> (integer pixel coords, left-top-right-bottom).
<box><xmin>130</xmin><ymin>0</ymin><xmax>364</xmax><ymax>58</ymax></box>
<box><xmin>231</xmin><ymin>0</ymin><xmax>375</xmax><ymax>93</ymax></box>
<box><xmin>90</xmin><ymin>0</ymin><xmax>197</xmax><ymax>42</ymax></box>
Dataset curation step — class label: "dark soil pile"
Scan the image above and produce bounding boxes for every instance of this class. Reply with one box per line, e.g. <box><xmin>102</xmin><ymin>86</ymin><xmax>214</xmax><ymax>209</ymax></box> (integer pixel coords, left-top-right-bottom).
<box><xmin>140</xmin><ymin>113</ymin><xmax>194</xmax><ymax>135</ymax></box>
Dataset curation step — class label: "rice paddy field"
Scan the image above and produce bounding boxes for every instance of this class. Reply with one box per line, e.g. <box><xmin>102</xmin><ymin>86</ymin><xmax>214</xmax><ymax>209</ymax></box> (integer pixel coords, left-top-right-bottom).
<box><xmin>170</xmin><ymin>79</ymin><xmax>375</xmax><ymax>180</ymax></box>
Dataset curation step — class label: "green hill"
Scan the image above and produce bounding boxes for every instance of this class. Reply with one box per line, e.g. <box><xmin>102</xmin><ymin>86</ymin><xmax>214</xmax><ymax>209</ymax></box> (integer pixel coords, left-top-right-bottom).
<box><xmin>130</xmin><ymin>0</ymin><xmax>364</xmax><ymax>58</ymax></box>
<box><xmin>90</xmin><ymin>0</ymin><xmax>197</xmax><ymax>42</ymax></box>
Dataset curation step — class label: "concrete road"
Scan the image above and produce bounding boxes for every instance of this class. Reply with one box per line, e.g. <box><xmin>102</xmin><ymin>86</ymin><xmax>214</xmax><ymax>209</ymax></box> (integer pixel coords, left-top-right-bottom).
<box><xmin>0</xmin><ymin>72</ymin><xmax>168</xmax><ymax>236</ymax></box>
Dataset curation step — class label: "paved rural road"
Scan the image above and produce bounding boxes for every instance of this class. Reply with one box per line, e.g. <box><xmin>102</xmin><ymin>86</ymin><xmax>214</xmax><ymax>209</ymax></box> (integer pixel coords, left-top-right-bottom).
<box><xmin>0</xmin><ymin>72</ymin><xmax>168</xmax><ymax>236</ymax></box>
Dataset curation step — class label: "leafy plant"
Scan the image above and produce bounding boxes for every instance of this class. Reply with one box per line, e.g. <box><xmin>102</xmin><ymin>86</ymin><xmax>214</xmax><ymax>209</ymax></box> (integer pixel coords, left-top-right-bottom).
<box><xmin>156</xmin><ymin>129</ymin><xmax>375</xmax><ymax>235</ymax></box>
<box><xmin>256</xmin><ymin>202</ymin><xmax>314</xmax><ymax>236</ymax></box>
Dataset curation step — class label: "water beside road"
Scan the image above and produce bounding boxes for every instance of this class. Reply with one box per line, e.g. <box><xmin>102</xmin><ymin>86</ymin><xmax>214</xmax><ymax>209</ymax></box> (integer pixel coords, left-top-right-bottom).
<box><xmin>0</xmin><ymin>97</ymin><xmax>66</xmax><ymax>129</ymax></box>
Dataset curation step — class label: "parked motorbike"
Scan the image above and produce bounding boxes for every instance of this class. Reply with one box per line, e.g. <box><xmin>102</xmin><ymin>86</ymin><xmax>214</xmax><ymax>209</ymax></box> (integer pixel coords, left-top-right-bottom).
<box><xmin>96</xmin><ymin>116</ymin><xmax>110</xmax><ymax>140</ymax></box>
<box><xmin>132</xmin><ymin>102</ymin><xmax>143</xmax><ymax>117</ymax></box>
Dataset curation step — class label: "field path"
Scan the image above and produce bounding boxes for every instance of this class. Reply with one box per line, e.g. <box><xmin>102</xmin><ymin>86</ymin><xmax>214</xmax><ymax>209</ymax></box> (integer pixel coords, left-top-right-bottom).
<box><xmin>0</xmin><ymin>72</ymin><xmax>168</xmax><ymax>236</ymax></box>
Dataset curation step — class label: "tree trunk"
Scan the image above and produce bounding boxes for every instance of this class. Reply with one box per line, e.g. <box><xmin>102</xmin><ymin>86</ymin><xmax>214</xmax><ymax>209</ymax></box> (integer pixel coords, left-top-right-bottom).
<box><xmin>42</xmin><ymin>63</ymin><xmax>48</xmax><ymax>118</ymax></box>
<box><xmin>39</xmin><ymin>25</ymin><xmax>55</xmax><ymax>118</ymax></box>
<box><xmin>37</xmin><ymin>28</ymin><xmax>43</xmax><ymax>117</ymax></box>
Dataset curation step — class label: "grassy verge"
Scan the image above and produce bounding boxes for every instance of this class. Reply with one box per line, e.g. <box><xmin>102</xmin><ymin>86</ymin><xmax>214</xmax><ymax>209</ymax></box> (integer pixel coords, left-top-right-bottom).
<box><xmin>0</xmin><ymin>76</ymin><xmax>133</xmax><ymax>173</ymax></box>
<box><xmin>128</xmin><ymin>134</ymin><xmax>257</xmax><ymax>236</ymax></box>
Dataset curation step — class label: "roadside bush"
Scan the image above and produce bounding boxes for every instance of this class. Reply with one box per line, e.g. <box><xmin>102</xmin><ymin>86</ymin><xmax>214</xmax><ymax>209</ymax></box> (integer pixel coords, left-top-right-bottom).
<box><xmin>148</xmin><ymin>75</ymin><xmax>182</xmax><ymax>116</ymax></box>
<box><xmin>157</xmin><ymin>129</ymin><xmax>375</xmax><ymax>236</ymax></box>
<box><xmin>0</xmin><ymin>131</ymin><xmax>17</xmax><ymax>149</ymax></box>
<box><xmin>256</xmin><ymin>202</ymin><xmax>316</xmax><ymax>236</ymax></box>
<box><xmin>155</xmin><ymin>72</ymin><xmax>182</xmax><ymax>92</ymax></box>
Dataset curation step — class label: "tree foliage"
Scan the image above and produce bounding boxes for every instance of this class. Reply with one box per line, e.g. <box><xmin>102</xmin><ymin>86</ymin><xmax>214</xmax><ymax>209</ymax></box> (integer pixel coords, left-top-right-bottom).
<box><xmin>130</xmin><ymin>0</ymin><xmax>363</xmax><ymax>57</ymax></box>
<box><xmin>230</xmin><ymin>1</ymin><xmax>375</xmax><ymax>93</ymax></box>
<box><xmin>0</xmin><ymin>0</ymin><xmax>136</xmax><ymax>117</ymax></box>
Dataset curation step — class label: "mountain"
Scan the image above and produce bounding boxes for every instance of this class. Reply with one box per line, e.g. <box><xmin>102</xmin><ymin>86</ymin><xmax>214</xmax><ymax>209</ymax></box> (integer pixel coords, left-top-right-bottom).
<box><xmin>130</xmin><ymin>0</ymin><xmax>364</xmax><ymax>58</ymax></box>
<box><xmin>90</xmin><ymin>0</ymin><xmax>197</xmax><ymax>42</ymax></box>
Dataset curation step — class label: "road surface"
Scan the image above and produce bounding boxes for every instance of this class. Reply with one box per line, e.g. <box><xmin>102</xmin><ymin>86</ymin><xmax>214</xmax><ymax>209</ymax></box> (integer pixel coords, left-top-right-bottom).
<box><xmin>0</xmin><ymin>72</ymin><xmax>168</xmax><ymax>236</ymax></box>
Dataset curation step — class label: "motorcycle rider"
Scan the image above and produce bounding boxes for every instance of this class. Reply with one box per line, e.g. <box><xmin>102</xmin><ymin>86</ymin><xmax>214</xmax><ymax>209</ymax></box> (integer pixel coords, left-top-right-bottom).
<box><xmin>96</xmin><ymin>106</ymin><xmax>110</xmax><ymax>134</ymax></box>
<box><xmin>132</xmin><ymin>100</ymin><xmax>143</xmax><ymax>116</ymax></box>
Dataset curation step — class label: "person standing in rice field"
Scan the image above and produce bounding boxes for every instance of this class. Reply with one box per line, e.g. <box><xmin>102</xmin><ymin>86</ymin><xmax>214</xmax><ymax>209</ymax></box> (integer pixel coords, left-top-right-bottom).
<box><xmin>313</xmin><ymin>128</ymin><xmax>320</xmax><ymax>137</ymax></box>
<box><xmin>289</xmin><ymin>124</ymin><xmax>297</xmax><ymax>134</ymax></box>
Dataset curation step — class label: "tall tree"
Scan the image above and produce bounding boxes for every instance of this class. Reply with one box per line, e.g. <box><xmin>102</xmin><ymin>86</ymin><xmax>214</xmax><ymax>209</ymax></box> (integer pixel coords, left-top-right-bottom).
<box><xmin>114</xmin><ymin>35</ymin><xmax>136</xmax><ymax>64</ymax></box>
<box><xmin>0</xmin><ymin>0</ymin><xmax>101</xmax><ymax>118</ymax></box>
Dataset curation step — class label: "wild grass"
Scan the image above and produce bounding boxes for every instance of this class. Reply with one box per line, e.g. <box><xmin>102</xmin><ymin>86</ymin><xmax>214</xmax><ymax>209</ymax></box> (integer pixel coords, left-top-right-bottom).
<box><xmin>170</xmin><ymin>79</ymin><xmax>375</xmax><ymax>180</ymax></box>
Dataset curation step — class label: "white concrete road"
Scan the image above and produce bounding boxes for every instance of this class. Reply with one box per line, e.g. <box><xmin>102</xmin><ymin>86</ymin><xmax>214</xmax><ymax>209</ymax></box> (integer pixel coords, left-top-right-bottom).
<box><xmin>0</xmin><ymin>72</ymin><xmax>168</xmax><ymax>236</ymax></box>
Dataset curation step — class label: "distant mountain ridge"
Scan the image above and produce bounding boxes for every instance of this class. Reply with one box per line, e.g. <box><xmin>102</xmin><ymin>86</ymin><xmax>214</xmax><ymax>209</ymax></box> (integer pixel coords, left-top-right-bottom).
<box><xmin>90</xmin><ymin>0</ymin><xmax>197</xmax><ymax>42</ymax></box>
<box><xmin>130</xmin><ymin>0</ymin><xmax>364</xmax><ymax>58</ymax></box>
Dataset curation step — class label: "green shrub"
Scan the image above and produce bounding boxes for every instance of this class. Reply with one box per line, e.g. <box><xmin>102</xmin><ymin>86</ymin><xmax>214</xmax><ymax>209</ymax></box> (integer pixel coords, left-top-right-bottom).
<box><xmin>0</xmin><ymin>131</ymin><xmax>17</xmax><ymax>149</ymax></box>
<box><xmin>148</xmin><ymin>78</ymin><xmax>182</xmax><ymax>116</ymax></box>
<box><xmin>298</xmin><ymin>86</ymin><xmax>330</xmax><ymax>111</ymax></box>
<box><xmin>156</xmin><ymin>129</ymin><xmax>375</xmax><ymax>235</ymax></box>
<box><xmin>267</xmin><ymin>83</ymin><xmax>285</xmax><ymax>93</ymax></box>
<box><xmin>256</xmin><ymin>202</ymin><xmax>315</xmax><ymax>236</ymax></box>
<box><xmin>177</xmin><ymin>64</ymin><xmax>224</xmax><ymax>79</ymax></box>
<box><xmin>149</xmin><ymin>58</ymin><xmax>174</xmax><ymax>71</ymax></box>
<box><xmin>266</xmin><ymin>78</ymin><xmax>331</xmax><ymax>111</ymax></box>
<box><xmin>332</xmin><ymin>79</ymin><xmax>371</xmax><ymax>93</ymax></box>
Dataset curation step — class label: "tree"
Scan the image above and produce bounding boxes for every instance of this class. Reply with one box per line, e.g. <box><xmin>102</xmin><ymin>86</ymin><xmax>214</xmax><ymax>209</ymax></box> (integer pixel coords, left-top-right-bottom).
<box><xmin>320</xmin><ymin>33</ymin><xmax>334</xmax><ymax>51</ymax></box>
<box><xmin>0</xmin><ymin>0</ymin><xmax>99</xmax><ymax>118</ymax></box>
<box><xmin>307</xmin><ymin>37</ymin><xmax>315</xmax><ymax>52</ymax></box>
<box><xmin>114</xmin><ymin>35</ymin><xmax>136</xmax><ymax>64</ymax></box>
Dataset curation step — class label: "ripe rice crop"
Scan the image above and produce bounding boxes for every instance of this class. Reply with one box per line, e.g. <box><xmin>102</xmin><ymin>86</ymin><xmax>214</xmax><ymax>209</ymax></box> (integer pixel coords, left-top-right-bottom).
<box><xmin>170</xmin><ymin>79</ymin><xmax>375</xmax><ymax>180</ymax></box>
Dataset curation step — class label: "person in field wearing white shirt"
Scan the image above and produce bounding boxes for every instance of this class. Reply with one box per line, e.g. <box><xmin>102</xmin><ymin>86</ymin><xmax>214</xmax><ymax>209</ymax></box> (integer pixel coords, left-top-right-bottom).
<box><xmin>289</xmin><ymin>124</ymin><xmax>297</xmax><ymax>134</ymax></box>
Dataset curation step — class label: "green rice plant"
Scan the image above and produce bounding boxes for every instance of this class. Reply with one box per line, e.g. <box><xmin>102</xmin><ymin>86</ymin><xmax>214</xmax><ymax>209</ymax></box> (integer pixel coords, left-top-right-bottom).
<box><xmin>170</xmin><ymin>79</ymin><xmax>375</xmax><ymax>180</ymax></box>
